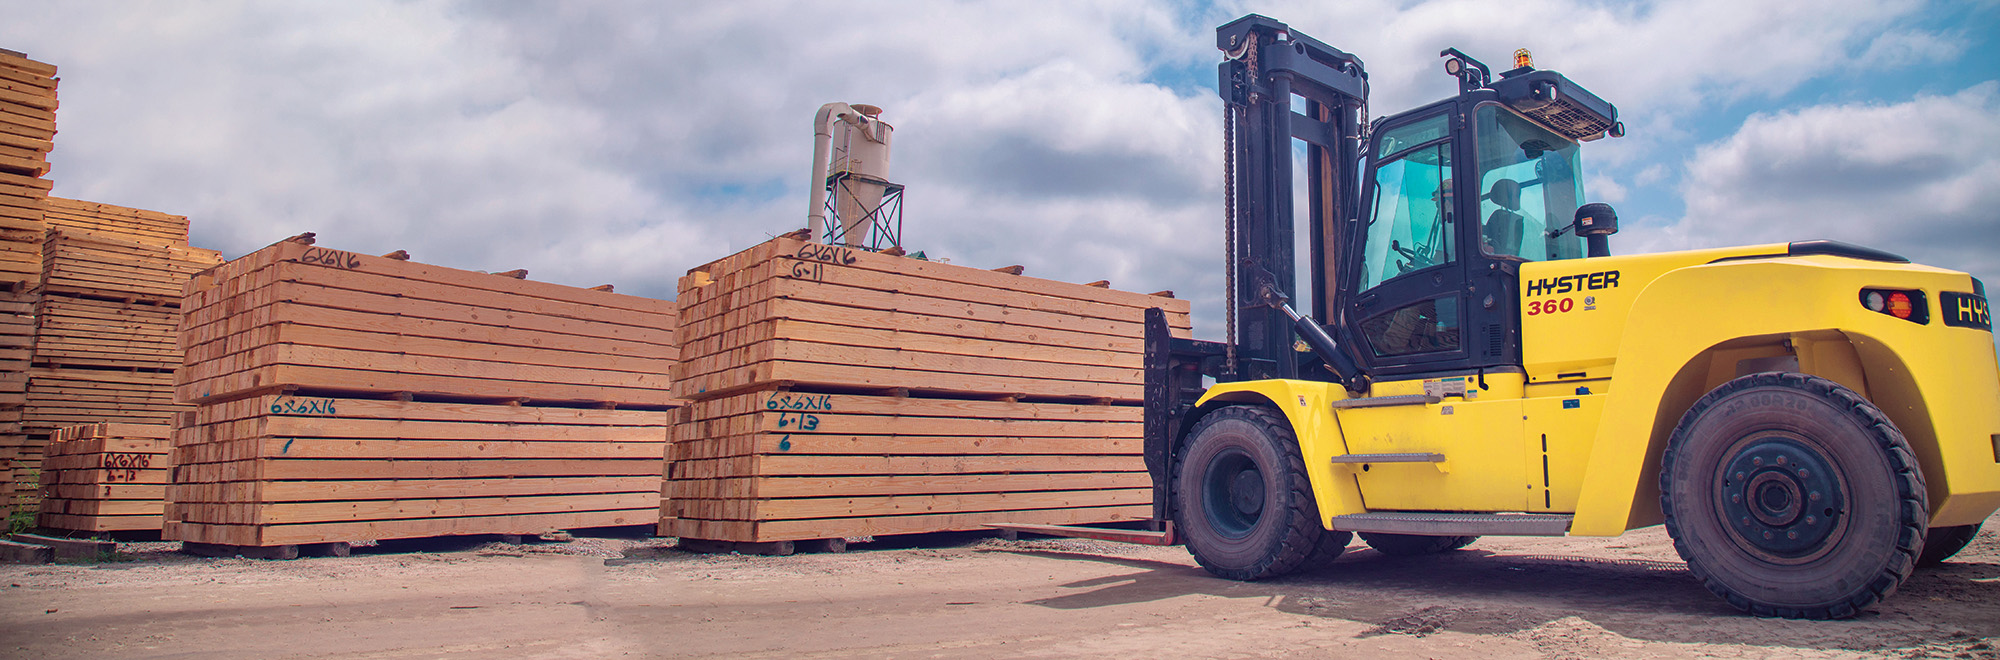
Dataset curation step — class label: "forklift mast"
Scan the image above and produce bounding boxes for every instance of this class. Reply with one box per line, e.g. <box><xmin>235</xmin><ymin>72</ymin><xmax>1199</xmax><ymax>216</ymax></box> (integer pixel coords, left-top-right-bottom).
<box><xmin>1141</xmin><ymin>15</ymin><xmax>1371</xmax><ymax>527</ymax></box>
<box><xmin>1216</xmin><ymin>14</ymin><xmax>1369</xmax><ymax>382</ymax></box>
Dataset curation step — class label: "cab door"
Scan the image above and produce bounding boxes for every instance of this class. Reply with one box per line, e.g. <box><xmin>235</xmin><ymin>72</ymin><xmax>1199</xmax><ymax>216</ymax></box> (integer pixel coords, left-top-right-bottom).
<box><xmin>1335</xmin><ymin>107</ymin><xmax>1529</xmax><ymax>512</ymax></box>
<box><xmin>1345</xmin><ymin>110</ymin><xmax>1468</xmax><ymax>371</ymax></box>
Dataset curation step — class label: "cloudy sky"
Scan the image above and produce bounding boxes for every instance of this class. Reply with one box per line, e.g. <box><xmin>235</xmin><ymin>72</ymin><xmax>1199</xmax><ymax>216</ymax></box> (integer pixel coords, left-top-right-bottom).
<box><xmin>4</xmin><ymin>1</ymin><xmax>1996</xmax><ymax>341</ymax></box>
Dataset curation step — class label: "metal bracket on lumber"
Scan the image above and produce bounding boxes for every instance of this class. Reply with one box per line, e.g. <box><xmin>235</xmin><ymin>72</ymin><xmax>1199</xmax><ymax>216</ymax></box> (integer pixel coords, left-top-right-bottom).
<box><xmin>984</xmin><ymin>522</ymin><xmax>1177</xmax><ymax>546</ymax></box>
<box><xmin>1328</xmin><ymin>453</ymin><xmax>1444</xmax><ymax>464</ymax></box>
<box><xmin>1329</xmin><ymin>512</ymin><xmax>1573</xmax><ymax>536</ymax></box>
<box><xmin>1328</xmin><ymin>393</ymin><xmax>1441</xmax><ymax>410</ymax></box>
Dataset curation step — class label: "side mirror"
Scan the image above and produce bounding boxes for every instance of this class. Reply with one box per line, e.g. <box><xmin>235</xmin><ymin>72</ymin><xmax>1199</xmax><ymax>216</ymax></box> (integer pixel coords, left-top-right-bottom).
<box><xmin>1575</xmin><ymin>203</ymin><xmax>1618</xmax><ymax>257</ymax></box>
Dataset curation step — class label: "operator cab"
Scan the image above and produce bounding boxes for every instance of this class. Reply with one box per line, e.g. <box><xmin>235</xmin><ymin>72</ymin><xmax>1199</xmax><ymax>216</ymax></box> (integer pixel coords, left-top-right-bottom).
<box><xmin>1341</xmin><ymin>50</ymin><xmax>1623</xmax><ymax>379</ymax></box>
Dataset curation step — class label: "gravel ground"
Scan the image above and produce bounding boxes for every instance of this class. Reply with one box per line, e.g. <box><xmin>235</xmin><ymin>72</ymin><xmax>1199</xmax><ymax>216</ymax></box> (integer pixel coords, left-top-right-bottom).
<box><xmin>0</xmin><ymin>517</ymin><xmax>1994</xmax><ymax>659</ymax></box>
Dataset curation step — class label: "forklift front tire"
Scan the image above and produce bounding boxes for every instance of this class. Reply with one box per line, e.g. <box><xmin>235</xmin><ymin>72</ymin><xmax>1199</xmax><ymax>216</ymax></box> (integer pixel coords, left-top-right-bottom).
<box><xmin>1175</xmin><ymin>405</ymin><xmax>1324</xmax><ymax>581</ymax></box>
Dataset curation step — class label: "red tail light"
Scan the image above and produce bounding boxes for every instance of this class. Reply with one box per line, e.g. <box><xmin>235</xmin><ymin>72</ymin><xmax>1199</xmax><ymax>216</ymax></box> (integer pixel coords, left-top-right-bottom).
<box><xmin>1859</xmin><ymin>288</ymin><xmax>1928</xmax><ymax>324</ymax></box>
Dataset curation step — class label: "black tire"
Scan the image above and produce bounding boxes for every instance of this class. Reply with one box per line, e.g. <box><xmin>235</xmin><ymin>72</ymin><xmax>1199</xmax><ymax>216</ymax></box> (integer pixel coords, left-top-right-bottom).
<box><xmin>1301</xmin><ymin>528</ymin><xmax>1356</xmax><ymax>569</ymax></box>
<box><xmin>1174</xmin><ymin>405</ymin><xmax>1325</xmax><ymax>580</ymax></box>
<box><xmin>1917</xmin><ymin>522</ymin><xmax>1983</xmax><ymax>567</ymax></box>
<box><xmin>1660</xmin><ymin>372</ymin><xmax>1927</xmax><ymax>619</ymax></box>
<box><xmin>1359</xmin><ymin>533</ymin><xmax>1478</xmax><ymax>556</ymax></box>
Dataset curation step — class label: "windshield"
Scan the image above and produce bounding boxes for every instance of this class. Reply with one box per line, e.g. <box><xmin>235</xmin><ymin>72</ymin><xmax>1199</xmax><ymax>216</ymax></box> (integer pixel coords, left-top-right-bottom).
<box><xmin>1473</xmin><ymin>105</ymin><xmax>1585</xmax><ymax>262</ymax></box>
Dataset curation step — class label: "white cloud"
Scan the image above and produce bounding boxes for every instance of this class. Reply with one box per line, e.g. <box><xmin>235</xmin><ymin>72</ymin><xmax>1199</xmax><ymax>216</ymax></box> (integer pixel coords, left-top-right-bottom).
<box><xmin>1626</xmin><ymin>83</ymin><xmax>2000</xmax><ymax>290</ymax></box>
<box><xmin>0</xmin><ymin>0</ymin><xmax>1984</xmax><ymax>344</ymax></box>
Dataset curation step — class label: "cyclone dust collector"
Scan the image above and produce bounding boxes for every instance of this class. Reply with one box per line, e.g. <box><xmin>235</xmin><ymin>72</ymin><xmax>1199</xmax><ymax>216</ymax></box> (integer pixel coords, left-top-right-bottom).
<box><xmin>805</xmin><ymin>103</ymin><xmax>902</xmax><ymax>249</ymax></box>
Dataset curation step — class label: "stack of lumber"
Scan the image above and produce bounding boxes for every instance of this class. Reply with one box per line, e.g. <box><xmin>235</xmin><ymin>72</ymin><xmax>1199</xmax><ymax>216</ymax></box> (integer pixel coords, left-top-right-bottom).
<box><xmin>43</xmin><ymin>197</ymin><xmax>187</xmax><ymax>245</ymax></box>
<box><xmin>168</xmin><ymin>240</ymin><xmax>680</xmax><ymax>550</ymax></box>
<box><xmin>24</xmin><ymin>224</ymin><xmax>220</xmax><ymax>441</ymax></box>
<box><xmin>177</xmin><ymin>240</ymin><xmax>678</xmax><ymax>407</ymax></box>
<box><xmin>660</xmin><ymin>237</ymin><xmax>1189</xmax><ymax>545</ymax></box>
<box><xmin>0</xmin><ymin>49</ymin><xmax>57</xmax><ymax>513</ymax></box>
<box><xmin>165</xmin><ymin>395</ymin><xmax>670</xmax><ymax>547</ymax></box>
<box><xmin>36</xmin><ymin>423</ymin><xmax>170</xmax><ymax>533</ymax></box>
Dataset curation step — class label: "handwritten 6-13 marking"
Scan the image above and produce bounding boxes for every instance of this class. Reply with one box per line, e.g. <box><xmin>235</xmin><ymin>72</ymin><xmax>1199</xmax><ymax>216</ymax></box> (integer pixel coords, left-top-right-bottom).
<box><xmin>775</xmin><ymin>412</ymin><xmax>821</xmax><ymax>431</ymax></box>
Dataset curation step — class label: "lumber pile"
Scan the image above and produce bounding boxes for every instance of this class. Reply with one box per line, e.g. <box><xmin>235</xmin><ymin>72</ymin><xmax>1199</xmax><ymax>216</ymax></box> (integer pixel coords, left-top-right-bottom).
<box><xmin>165</xmin><ymin>395</ymin><xmax>671</xmax><ymax>547</ymax></box>
<box><xmin>43</xmin><ymin>197</ymin><xmax>188</xmax><ymax>245</ymax></box>
<box><xmin>177</xmin><ymin>241</ymin><xmax>678</xmax><ymax>407</ymax></box>
<box><xmin>0</xmin><ymin>49</ymin><xmax>57</xmax><ymax>513</ymax></box>
<box><xmin>168</xmin><ymin>240</ymin><xmax>680</xmax><ymax>549</ymax></box>
<box><xmin>661</xmin><ymin>237</ymin><xmax>1188</xmax><ymax>545</ymax></box>
<box><xmin>36</xmin><ymin>423</ymin><xmax>170</xmax><ymax>533</ymax></box>
<box><xmin>23</xmin><ymin>221</ymin><xmax>220</xmax><ymax>441</ymax></box>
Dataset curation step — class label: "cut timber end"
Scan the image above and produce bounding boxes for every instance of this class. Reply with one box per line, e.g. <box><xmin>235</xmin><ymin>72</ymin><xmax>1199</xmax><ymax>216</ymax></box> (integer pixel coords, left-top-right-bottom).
<box><xmin>1084</xmin><ymin>280</ymin><xmax>1110</xmax><ymax>288</ymax></box>
<box><xmin>880</xmin><ymin>246</ymin><xmax>906</xmax><ymax>257</ymax></box>
<box><xmin>777</xmin><ymin>228</ymin><xmax>811</xmax><ymax>241</ymax></box>
<box><xmin>0</xmin><ymin>540</ymin><xmax>53</xmax><ymax>564</ymax></box>
<box><xmin>1149</xmin><ymin>290</ymin><xmax>1175</xmax><ymax>298</ymax></box>
<box><xmin>380</xmin><ymin>250</ymin><xmax>410</xmax><ymax>261</ymax></box>
<box><xmin>494</xmin><ymin>269</ymin><xmax>528</xmax><ymax>280</ymax></box>
<box><xmin>589</xmin><ymin>284</ymin><xmax>615</xmax><ymax>293</ymax></box>
<box><xmin>991</xmin><ymin>265</ymin><xmax>1025</xmax><ymax>275</ymax></box>
<box><xmin>282</xmin><ymin>232</ymin><xmax>316</xmax><ymax>246</ymax></box>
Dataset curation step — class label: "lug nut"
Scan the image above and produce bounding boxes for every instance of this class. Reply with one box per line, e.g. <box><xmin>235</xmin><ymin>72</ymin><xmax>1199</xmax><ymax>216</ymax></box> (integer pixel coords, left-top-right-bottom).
<box><xmin>1806</xmin><ymin>516</ymin><xmax>1816</xmax><ymax>525</ymax></box>
<box><xmin>1776</xmin><ymin>456</ymin><xmax>1787</xmax><ymax>465</ymax></box>
<box><xmin>1753</xmin><ymin>457</ymin><xmax>1764</xmax><ymax>466</ymax></box>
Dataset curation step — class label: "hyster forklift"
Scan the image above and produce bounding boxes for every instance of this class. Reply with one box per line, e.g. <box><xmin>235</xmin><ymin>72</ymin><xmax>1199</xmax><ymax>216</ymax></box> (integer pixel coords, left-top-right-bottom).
<box><xmin>1004</xmin><ymin>15</ymin><xmax>2000</xmax><ymax>619</ymax></box>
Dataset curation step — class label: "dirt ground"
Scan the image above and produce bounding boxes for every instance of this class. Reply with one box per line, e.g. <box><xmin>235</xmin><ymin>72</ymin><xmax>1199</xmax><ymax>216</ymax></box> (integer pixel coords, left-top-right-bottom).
<box><xmin>1</xmin><ymin>515</ymin><xmax>1995</xmax><ymax>659</ymax></box>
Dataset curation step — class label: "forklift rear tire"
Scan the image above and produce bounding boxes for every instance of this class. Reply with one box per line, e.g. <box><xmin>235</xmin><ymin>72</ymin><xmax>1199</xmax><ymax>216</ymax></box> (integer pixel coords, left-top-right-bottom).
<box><xmin>1660</xmin><ymin>372</ymin><xmax>1927</xmax><ymax>619</ymax></box>
<box><xmin>1359</xmin><ymin>533</ymin><xmax>1478</xmax><ymax>556</ymax></box>
<box><xmin>1175</xmin><ymin>405</ymin><xmax>1324</xmax><ymax>581</ymax></box>
<box><xmin>1917</xmin><ymin>522</ymin><xmax>1983</xmax><ymax>567</ymax></box>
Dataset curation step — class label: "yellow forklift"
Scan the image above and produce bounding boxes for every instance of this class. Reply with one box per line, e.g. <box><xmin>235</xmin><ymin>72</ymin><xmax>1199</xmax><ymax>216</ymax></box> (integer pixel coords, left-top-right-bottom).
<box><xmin>999</xmin><ymin>14</ymin><xmax>2000</xmax><ymax>619</ymax></box>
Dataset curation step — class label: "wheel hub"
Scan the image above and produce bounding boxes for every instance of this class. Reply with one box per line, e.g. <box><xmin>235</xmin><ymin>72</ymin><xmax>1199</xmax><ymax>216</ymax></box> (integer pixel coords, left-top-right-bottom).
<box><xmin>1717</xmin><ymin>435</ymin><xmax>1846</xmax><ymax>560</ymax></box>
<box><xmin>1202</xmin><ymin>449</ymin><xmax>1265</xmax><ymax>539</ymax></box>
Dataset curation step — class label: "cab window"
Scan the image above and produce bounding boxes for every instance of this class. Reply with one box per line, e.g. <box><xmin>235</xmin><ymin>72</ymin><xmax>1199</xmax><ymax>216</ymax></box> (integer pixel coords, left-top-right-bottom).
<box><xmin>1359</xmin><ymin>114</ymin><xmax>1454</xmax><ymax>292</ymax></box>
<box><xmin>1473</xmin><ymin>105</ymin><xmax>1586</xmax><ymax>261</ymax></box>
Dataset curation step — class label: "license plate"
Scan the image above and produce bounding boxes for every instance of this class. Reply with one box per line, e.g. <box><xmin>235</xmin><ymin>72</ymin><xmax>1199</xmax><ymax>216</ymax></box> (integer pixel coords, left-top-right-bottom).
<box><xmin>1941</xmin><ymin>292</ymin><xmax>1992</xmax><ymax>331</ymax></box>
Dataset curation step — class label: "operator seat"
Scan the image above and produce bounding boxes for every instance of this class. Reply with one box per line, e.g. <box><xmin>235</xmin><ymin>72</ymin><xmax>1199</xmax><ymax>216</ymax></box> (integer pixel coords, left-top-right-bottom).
<box><xmin>1483</xmin><ymin>178</ymin><xmax>1524</xmax><ymax>257</ymax></box>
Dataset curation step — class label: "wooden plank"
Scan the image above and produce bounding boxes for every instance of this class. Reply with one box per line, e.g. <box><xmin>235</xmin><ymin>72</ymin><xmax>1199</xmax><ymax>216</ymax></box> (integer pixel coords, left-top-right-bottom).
<box><xmin>169</xmin><ymin>476</ymin><xmax>656</xmax><ymax>504</ymax></box>
<box><xmin>680</xmin><ymin>472</ymin><xmax>1150</xmax><ymax>499</ymax></box>
<box><xmin>173</xmin><ymin>458</ymin><xmax>664</xmax><ymax>483</ymax></box>
<box><xmin>170</xmin><ymin>437</ymin><xmax>662</xmax><ymax>464</ymax></box>
<box><xmin>666</xmin><ymin>453</ymin><xmax>1145</xmax><ymax>479</ymax></box>
<box><xmin>171</xmin><ymin>492</ymin><xmax>656</xmax><ymax>526</ymax></box>
<box><xmin>166</xmin><ymin>508</ymin><xmax>654</xmax><ymax>547</ymax></box>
